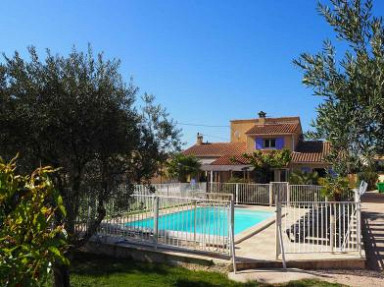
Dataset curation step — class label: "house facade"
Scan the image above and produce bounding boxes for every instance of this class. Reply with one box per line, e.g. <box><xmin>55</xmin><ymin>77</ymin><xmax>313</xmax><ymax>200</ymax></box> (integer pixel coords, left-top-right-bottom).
<box><xmin>183</xmin><ymin>111</ymin><xmax>330</xmax><ymax>183</ymax></box>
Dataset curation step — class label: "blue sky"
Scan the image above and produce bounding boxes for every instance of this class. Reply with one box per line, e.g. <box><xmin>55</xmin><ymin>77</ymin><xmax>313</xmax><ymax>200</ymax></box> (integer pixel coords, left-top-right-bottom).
<box><xmin>1</xmin><ymin>0</ymin><xmax>383</xmax><ymax>147</ymax></box>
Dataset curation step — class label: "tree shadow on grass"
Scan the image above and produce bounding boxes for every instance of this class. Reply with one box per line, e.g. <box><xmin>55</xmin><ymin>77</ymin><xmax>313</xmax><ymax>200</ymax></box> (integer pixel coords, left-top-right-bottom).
<box><xmin>71</xmin><ymin>251</ymin><xmax>169</xmax><ymax>277</ymax></box>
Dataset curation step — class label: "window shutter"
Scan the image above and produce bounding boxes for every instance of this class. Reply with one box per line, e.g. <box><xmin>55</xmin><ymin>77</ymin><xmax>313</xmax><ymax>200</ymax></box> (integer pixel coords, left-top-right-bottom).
<box><xmin>301</xmin><ymin>167</ymin><xmax>311</xmax><ymax>173</ymax></box>
<box><xmin>255</xmin><ymin>138</ymin><xmax>263</xmax><ymax>149</ymax></box>
<box><xmin>276</xmin><ymin>137</ymin><xmax>285</xmax><ymax>149</ymax></box>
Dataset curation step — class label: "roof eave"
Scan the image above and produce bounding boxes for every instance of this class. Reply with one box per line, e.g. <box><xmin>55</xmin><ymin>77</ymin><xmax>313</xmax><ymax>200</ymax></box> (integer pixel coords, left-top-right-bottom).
<box><xmin>245</xmin><ymin>132</ymin><xmax>294</xmax><ymax>136</ymax></box>
<box><xmin>291</xmin><ymin>161</ymin><xmax>329</xmax><ymax>164</ymax></box>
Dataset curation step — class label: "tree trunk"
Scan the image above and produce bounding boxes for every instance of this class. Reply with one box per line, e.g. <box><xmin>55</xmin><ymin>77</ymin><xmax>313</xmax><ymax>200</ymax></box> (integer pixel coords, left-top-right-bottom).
<box><xmin>53</xmin><ymin>262</ymin><xmax>70</xmax><ymax>287</ymax></box>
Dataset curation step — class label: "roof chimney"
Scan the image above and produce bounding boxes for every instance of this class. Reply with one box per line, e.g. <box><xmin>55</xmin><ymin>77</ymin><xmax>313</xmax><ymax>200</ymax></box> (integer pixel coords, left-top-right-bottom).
<box><xmin>196</xmin><ymin>132</ymin><xmax>203</xmax><ymax>145</ymax></box>
<box><xmin>258</xmin><ymin>111</ymin><xmax>266</xmax><ymax>118</ymax></box>
<box><xmin>258</xmin><ymin>111</ymin><xmax>266</xmax><ymax>125</ymax></box>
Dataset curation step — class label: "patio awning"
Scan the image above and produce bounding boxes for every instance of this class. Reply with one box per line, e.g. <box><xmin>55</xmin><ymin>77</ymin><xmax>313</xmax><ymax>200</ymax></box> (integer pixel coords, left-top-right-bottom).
<box><xmin>201</xmin><ymin>165</ymin><xmax>254</xmax><ymax>172</ymax></box>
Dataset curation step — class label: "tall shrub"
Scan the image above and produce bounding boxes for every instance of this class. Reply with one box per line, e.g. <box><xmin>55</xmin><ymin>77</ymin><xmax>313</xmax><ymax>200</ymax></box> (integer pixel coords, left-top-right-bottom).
<box><xmin>0</xmin><ymin>156</ymin><xmax>67</xmax><ymax>287</ymax></box>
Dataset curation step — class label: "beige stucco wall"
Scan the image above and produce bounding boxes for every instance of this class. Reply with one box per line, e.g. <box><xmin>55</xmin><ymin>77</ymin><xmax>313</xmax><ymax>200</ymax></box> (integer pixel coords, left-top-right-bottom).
<box><xmin>230</xmin><ymin>120</ymin><xmax>256</xmax><ymax>144</ymax></box>
<box><xmin>230</xmin><ymin>119</ymin><xmax>302</xmax><ymax>152</ymax></box>
<box><xmin>292</xmin><ymin>133</ymin><xmax>299</xmax><ymax>151</ymax></box>
<box><xmin>245</xmin><ymin>134</ymin><xmax>296</xmax><ymax>153</ymax></box>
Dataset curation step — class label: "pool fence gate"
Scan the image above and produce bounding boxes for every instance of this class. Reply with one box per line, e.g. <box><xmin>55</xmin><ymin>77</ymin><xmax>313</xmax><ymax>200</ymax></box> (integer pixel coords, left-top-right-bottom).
<box><xmin>275</xmin><ymin>181</ymin><xmax>367</xmax><ymax>262</ymax></box>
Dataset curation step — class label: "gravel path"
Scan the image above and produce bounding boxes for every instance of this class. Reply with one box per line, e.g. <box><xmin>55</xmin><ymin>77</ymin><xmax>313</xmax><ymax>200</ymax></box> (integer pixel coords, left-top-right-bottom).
<box><xmin>314</xmin><ymin>269</ymin><xmax>384</xmax><ymax>287</ymax></box>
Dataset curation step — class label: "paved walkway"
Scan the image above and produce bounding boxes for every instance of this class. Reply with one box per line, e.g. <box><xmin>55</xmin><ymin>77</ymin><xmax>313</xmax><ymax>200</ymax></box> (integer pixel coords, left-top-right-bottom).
<box><xmin>361</xmin><ymin>191</ymin><xmax>384</xmax><ymax>271</ymax></box>
<box><xmin>229</xmin><ymin>268</ymin><xmax>384</xmax><ymax>286</ymax></box>
<box><xmin>229</xmin><ymin>268</ymin><xmax>319</xmax><ymax>284</ymax></box>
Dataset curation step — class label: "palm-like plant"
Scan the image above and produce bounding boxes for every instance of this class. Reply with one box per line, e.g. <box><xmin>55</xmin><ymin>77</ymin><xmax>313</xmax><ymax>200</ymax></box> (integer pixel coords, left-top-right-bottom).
<box><xmin>289</xmin><ymin>170</ymin><xmax>319</xmax><ymax>185</ymax></box>
<box><xmin>166</xmin><ymin>154</ymin><xmax>201</xmax><ymax>182</ymax></box>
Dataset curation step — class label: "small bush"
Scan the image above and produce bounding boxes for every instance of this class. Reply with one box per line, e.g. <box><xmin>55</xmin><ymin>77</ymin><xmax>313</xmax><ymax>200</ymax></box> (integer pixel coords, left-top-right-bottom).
<box><xmin>0</xmin><ymin>156</ymin><xmax>68</xmax><ymax>286</ymax></box>
<box><xmin>319</xmin><ymin>176</ymin><xmax>351</xmax><ymax>201</ymax></box>
<box><xmin>289</xmin><ymin>170</ymin><xmax>319</xmax><ymax>185</ymax></box>
<box><xmin>357</xmin><ymin>170</ymin><xmax>379</xmax><ymax>190</ymax></box>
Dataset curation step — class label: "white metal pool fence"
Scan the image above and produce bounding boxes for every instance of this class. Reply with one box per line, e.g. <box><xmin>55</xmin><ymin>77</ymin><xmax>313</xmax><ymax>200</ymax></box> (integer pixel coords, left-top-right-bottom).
<box><xmin>96</xmin><ymin>193</ymin><xmax>235</xmax><ymax>256</ymax></box>
<box><xmin>208</xmin><ymin>182</ymin><xmax>330</xmax><ymax>205</ymax></box>
<box><xmin>275</xmin><ymin>181</ymin><xmax>367</xmax><ymax>260</ymax></box>
<box><xmin>135</xmin><ymin>182</ymin><xmax>206</xmax><ymax>195</ymax></box>
<box><xmin>276</xmin><ymin>200</ymin><xmax>361</xmax><ymax>257</ymax></box>
<box><xmin>133</xmin><ymin>182</ymin><xmax>354</xmax><ymax>205</ymax></box>
<box><xmin>77</xmin><ymin>181</ymin><xmax>364</xmax><ymax>266</ymax></box>
<box><xmin>133</xmin><ymin>184</ymin><xmax>232</xmax><ymax>208</ymax></box>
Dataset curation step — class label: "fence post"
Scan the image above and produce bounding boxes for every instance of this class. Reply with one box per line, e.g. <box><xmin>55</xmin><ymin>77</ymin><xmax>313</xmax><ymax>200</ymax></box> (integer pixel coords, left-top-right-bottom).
<box><xmin>235</xmin><ymin>184</ymin><xmax>239</xmax><ymax>205</ymax></box>
<box><xmin>275</xmin><ymin>194</ymin><xmax>281</xmax><ymax>260</ymax></box>
<box><xmin>229</xmin><ymin>199</ymin><xmax>237</xmax><ymax>273</ymax></box>
<box><xmin>193</xmin><ymin>199</ymin><xmax>197</xmax><ymax>244</ymax></box>
<box><xmin>330</xmin><ymin>206</ymin><xmax>334</xmax><ymax>254</ymax></box>
<box><xmin>287</xmin><ymin>183</ymin><xmax>290</xmax><ymax>205</ymax></box>
<box><xmin>269</xmin><ymin>183</ymin><xmax>273</xmax><ymax>206</ymax></box>
<box><xmin>153</xmin><ymin>195</ymin><xmax>159</xmax><ymax>249</ymax></box>
<box><xmin>354</xmin><ymin>188</ymin><xmax>359</xmax><ymax>203</ymax></box>
<box><xmin>357</xmin><ymin>201</ymin><xmax>362</xmax><ymax>257</ymax></box>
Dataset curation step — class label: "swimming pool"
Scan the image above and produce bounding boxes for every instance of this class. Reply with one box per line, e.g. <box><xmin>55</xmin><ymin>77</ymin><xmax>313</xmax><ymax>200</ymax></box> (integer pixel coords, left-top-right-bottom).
<box><xmin>125</xmin><ymin>207</ymin><xmax>273</xmax><ymax>236</ymax></box>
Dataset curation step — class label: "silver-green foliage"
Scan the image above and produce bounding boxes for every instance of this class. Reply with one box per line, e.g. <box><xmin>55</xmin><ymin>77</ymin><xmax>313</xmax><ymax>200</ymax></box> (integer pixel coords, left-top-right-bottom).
<box><xmin>294</xmin><ymin>0</ymin><xmax>384</xmax><ymax>176</ymax></box>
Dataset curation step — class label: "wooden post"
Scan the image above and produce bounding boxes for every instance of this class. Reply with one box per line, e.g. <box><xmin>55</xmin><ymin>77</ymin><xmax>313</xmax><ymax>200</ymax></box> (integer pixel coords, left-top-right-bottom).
<box><xmin>269</xmin><ymin>183</ymin><xmax>273</xmax><ymax>206</ymax></box>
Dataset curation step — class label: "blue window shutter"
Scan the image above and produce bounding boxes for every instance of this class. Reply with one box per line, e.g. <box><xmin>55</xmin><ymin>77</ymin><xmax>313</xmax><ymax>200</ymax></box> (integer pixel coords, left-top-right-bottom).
<box><xmin>301</xmin><ymin>167</ymin><xmax>311</xmax><ymax>173</ymax></box>
<box><xmin>255</xmin><ymin>138</ymin><xmax>263</xmax><ymax>149</ymax></box>
<box><xmin>276</xmin><ymin>137</ymin><xmax>284</xmax><ymax>149</ymax></box>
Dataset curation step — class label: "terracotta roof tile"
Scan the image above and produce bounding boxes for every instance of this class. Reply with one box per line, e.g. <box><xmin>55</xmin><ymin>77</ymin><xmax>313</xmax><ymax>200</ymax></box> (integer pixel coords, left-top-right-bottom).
<box><xmin>291</xmin><ymin>141</ymin><xmax>331</xmax><ymax>163</ymax></box>
<box><xmin>183</xmin><ymin>142</ymin><xmax>246</xmax><ymax>157</ymax></box>
<box><xmin>210</xmin><ymin>154</ymin><xmax>251</xmax><ymax>165</ymax></box>
<box><xmin>231</xmin><ymin>116</ymin><xmax>300</xmax><ymax>124</ymax></box>
<box><xmin>245</xmin><ymin>123</ymin><xmax>299</xmax><ymax>135</ymax></box>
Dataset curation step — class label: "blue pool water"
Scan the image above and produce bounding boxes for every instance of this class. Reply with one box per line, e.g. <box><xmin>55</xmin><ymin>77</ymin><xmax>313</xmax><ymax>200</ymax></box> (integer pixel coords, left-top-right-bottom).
<box><xmin>126</xmin><ymin>207</ymin><xmax>273</xmax><ymax>235</ymax></box>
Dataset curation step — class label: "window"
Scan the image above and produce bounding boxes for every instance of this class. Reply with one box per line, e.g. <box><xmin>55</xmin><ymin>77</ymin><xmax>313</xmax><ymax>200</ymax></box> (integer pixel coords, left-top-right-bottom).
<box><xmin>264</xmin><ymin>138</ymin><xmax>276</xmax><ymax>148</ymax></box>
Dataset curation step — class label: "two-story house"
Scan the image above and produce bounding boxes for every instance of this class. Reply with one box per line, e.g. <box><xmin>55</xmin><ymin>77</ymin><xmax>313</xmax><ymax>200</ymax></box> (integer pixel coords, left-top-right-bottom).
<box><xmin>183</xmin><ymin>111</ymin><xmax>330</xmax><ymax>183</ymax></box>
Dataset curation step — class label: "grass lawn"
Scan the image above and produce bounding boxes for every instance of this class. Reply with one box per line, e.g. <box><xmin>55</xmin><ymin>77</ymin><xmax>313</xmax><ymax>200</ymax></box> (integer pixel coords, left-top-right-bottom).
<box><xmin>70</xmin><ymin>252</ymin><xmax>343</xmax><ymax>287</ymax></box>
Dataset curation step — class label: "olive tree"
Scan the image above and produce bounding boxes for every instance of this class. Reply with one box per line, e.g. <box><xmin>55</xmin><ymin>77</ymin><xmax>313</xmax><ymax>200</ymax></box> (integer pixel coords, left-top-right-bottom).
<box><xmin>294</xmin><ymin>0</ymin><xmax>384</xmax><ymax>176</ymax></box>
<box><xmin>0</xmin><ymin>46</ymin><xmax>181</xmax><ymax>286</ymax></box>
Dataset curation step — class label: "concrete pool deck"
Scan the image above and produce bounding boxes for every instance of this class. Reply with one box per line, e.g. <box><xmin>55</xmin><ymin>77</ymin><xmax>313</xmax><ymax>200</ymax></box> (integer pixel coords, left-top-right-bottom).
<box><xmin>235</xmin><ymin>214</ymin><xmax>365</xmax><ymax>270</ymax></box>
